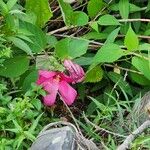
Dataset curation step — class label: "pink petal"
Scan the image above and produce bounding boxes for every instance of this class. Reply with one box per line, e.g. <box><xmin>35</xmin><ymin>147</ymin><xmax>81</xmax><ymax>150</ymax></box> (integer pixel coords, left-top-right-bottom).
<box><xmin>58</xmin><ymin>81</ymin><xmax>77</xmax><ymax>105</ymax></box>
<box><xmin>37</xmin><ymin>70</ymin><xmax>57</xmax><ymax>85</ymax></box>
<box><xmin>42</xmin><ymin>80</ymin><xmax>59</xmax><ymax>106</ymax></box>
<box><xmin>43</xmin><ymin>94</ymin><xmax>56</xmax><ymax>106</ymax></box>
<box><xmin>64</xmin><ymin>60</ymin><xmax>85</xmax><ymax>83</ymax></box>
<box><xmin>59</xmin><ymin>73</ymin><xmax>73</xmax><ymax>83</ymax></box>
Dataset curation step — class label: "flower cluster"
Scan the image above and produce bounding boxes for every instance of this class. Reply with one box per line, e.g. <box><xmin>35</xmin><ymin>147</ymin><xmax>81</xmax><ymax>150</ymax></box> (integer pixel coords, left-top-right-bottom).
<box><xmin>36</xmin><ymin>59</ymin><xmax>85</xmax><ymax>106</ymax></box>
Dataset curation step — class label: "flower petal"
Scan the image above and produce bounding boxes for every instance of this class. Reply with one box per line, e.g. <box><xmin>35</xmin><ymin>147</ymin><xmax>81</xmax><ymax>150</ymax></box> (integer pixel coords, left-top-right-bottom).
<box><xmin>42</xmin><ymin>80</ymin><xmax>59</xmax><ymax>106</ymax></box>
<box><xmin>43</xmin><ymin>94</ymin><xmax>56</xmax><ymax>106</ymax></box>
<box><xmin>59</xmin><ymin>73</ymin><xmax>73</xmax><ymax>83</ymax></box>
<box><xmin>58</xmin><ymin>80</ymin><xmax>77</xmax><ymax>105</ymax></box>
<box><xmin>37</xmin><ymin>70</ymin><xmax>57</xmax><ymax>84</ymax></box>
<box><xmin>64</xmin><ymin>59</ymin><xmax>85</xmax><ymax>83</ymax></box>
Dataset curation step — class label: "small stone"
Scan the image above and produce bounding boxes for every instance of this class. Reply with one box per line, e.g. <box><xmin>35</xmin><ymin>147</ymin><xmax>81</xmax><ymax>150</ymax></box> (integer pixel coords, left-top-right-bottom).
<box><xmin>30</xmin><ymin>126</ymin><xmax>77</xmax><ymax>150</ymax></box>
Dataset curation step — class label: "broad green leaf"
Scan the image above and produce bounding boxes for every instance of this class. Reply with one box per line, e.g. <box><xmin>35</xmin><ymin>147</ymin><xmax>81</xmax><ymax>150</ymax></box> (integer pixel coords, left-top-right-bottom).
<box><xmin>46</xmin><ymin>35</ymin><xmax>58</xmax><ymax>48</ymax></box>
<box><xmin>74</xmin><ymin>57</ymin><xmax>93</xmax><ymax>66</ymax></box>
<box><xmin>139</xmin><ymin>43</ymin><xmax>150</xmax><ymax>51</ymax></box>
<box><xmin>90</xmin><ymin>22</ymin><xmax>99</xmax><ymax>32</ymax></box>
<box><xmin>108</xmin><ymin>72</ymin><xmax>133</xmax><ymax>96</ymax></box>
<box><xmin>58</xmin><ymin>0</ymin><xmax>73</xmax><ymax>25</ymax></box>
<box><xmin>8</xmin><ymin>37</ymin><xmax>32</xmax><ymax>55</ymax></box>
<box><xmin>130</xmin><ymin>68</ymin><xmax>150</xmax><ymax>86</ymax></box>
<box><xmin>82</xmin><ymin>32</ymin><xmax>108</xmax><ymax>40</ymax></box>
<box><xmin>70</xmin><ymin>11</ymin><xmax>89</xmax><ymax>26</ymax></box>
<box><xmin>23</xmin><ymin>70</ymin><xmax>38</xmax><ymax>91</ymax></box>
<box><xmin>146</xmin><ymin>0</ymin><xmax>150</xmax><ymax>12</ymax></box>
<box><xmin>124</xmin><ymin>26</ymin><xmax>139</xmax><ymax>51</ymax></box>
<box><xmin>20</xmin><ymin>21</ymin><xmax>47</xmax><ymax>53</ymax></box>
<box><xmin>25</xmin><ymin>0</ymin><xmax>52</xmax><ymax>27</ymax></box>
<box><xmin>110</xmin><ymin>3</ymin><xmax>143</xmax><ymax>13</ymax></box>
<box><xmin>132</xmin><ymin>56</ymin><xmax>150</xmax><ymax>80</ymax></box>
<box><xmin>105</xmin><ymin>27</ymin><xmax>120</xmax><ymax>44</ymax></box>
<box><xmin>87</xmin><ymin>0</ymin><xmax>104</xmax><ymax>18</ymax></box>
<box><xmin>119</xmin><ymin>0</ymin><xmax>129</xmax><ymax>19</ymax></box>
<box><xmin>98</xmin><ymin>14</ymin><xmax>120</xmax><ymax>26</ymax></box>
<box><xmin>85</xmin><ymin>65</ymin><xmax>103</xmax><ymax>83</ymax></box>
<box><xmin>131</xmin><ymin>12</ymin><xmax>141</xmax><ymax>33</ymax></box>
<box><xmin>55</xmin><ymin>38</ymin><xmax>89</xmax><ymax>59</ymax></box>
<box><xmin>32</xmin><ymin>98</ymin><xmax>42</xmax><ymax>111</ymax></box>
<box><xmin>93</xmin><ymin>43</ymin><xmax>124</xmax><ymax>63</ymax></box>
<box><xmin>0</xmin><ymin>56</ymin><xmax>29</xmax><ymax>78</ymax></box>
<box><xmin>16</xmin><ymin>35</ymin><xmax>33</xmax><ymax>43</ymax></box>
<box><xmin>0</xmin><ymin>0</ymin><xmax>8</xmax><ymax>15</ymax></box>
<box><xmin>144</xmin><ymin>29</ymin><xmax>150</xmax><ymax>36</ymax></box>
<box><xmin>7</xmin><ymin>0</ymin><xmax>17</xmax><ymax>10</ymax></box>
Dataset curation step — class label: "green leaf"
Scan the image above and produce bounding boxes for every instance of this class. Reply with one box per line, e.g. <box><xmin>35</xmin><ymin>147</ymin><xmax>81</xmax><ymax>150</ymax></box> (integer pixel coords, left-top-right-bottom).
<box><xmin>25</xmin><ymin>0</ymin><xmax>52</xmax><ymax>27</ymax></box>
<box><xmin>119</xmin><ymin>0</ymin><xmax>129</xmax><ymax>19</ymax></box>
<box><xmin>74</xmin><ymin>57</ymin><xmax>93</xmax><ymax>66</ymax></box>
<box><xmin>131</xmin><ymin>12</ymin><xmax>141</xmax><ymax>33</ymax></box>
<box><xmin>124</xmin><ymin>26</ymin><xmax>139</xmax><ymax>51</ymax></box>
<box><xmin>32</xmin><ymin>99</ymin><xmax>42</xmax><ymax>111</ymax></box>
<box><xmin>82</xmin><ymin>32</ymin><xmax>107</xmax><ymax>40</ymax></box>
<box><xmin>16</xmin><ymin>35</ymin><xmax>33</xmax><ymax>43</ymax></box>
<box><xmin>0</xmin><ymin>56</ymin><xmax>29</xmax><ymax>78</ymax></box>
<box><xmin>132</xmin><ymin>136</ymin><xmax>150</xmax><ymax>148</ymax></box>
<box><xmin>58</xmin><ymin>0</ymin><xmax>73</xmax><ymax>26</ymax></box>
<box><xmin>132</xmin><ymin>56</ymin><xmax>150</xmax><ymax>80</ymax></box>
<box><xmin>146</xmin><ymin>0</ymin><xmax>150</xmax><ymax>12</ymax></box>
<box><xmin>98</xmin><ymin>14</ymin><xmax>120</xmax><ymax>26</ymax></box>
<box><xmin>29</xmin><ymin>114</ymin><xmax>43</xmax><ymax>133</ymax></box>
<box><xmin>90</xmin><ymin>22</ymin><xmax>99</xmax><ymax>32</ymax></box>
<box><xmin>85</xmin><ymin>65</ymin><xmax>103</xmax><ymax>83</ymax></box>
<box><xmin>7</xmin><ymin>0</ymin><xmax>17</xmax><ymax>10</ymax></box>
<box><xmin>8</xmin><ymin>37</ymin><xmax>32</xmax><ymax>55</ymax></box>
<box><xmin>20</xmin><ymin>21</ymin><xmax>47</xmax><ymax>53</ymax></box>
<box><xmin>55</xmin><ymin>38</ymin><xmax>89</xmax><ymax>59</ymax></box>
<box><xmin>130</xmin><ymin>67</ymin><xmax>150</xmax><ymax>86</ymax></box>
<box><xmin>108</xmin><ymin>72</ymin><xmax>133</xmax><ymax>96</ymax></box>
<box><xmin>24</xmin><ymin>131</ymin><xmax>36</xmax><ymax>141</ymax></box>
<box><xmin>46</xmin><ymin>35</ymin><xmax>58</xmax><ymax>48</ymax></box>
<box><xmin>70</xmin><ymin>11</ymin><xmax>89</xmax><ymax>26</ymax></box>
<box><xmin>105</xmin><ymin>27</ymin><xmax>120</xmax><ymax>44</ymax></box>
<box><xmin>139</xmin><ymin>43</ymin><xmax>150</xmax><ymax>51</ymax></box>
<box><xmin>87</xmin><ymin>0</ymin><xmax>104</xmax><ymax>18</ymax></box>
<box><xmin>110</xmin><ymin>3</ymin><xmax>144</xmax><ymax>13</ymax></box>
<box><xmin>23</xmin><ymin>70</ymin><xmax>38</xmax><ymax>91</ymax></box>
<box><xmin>0</xmin><ymin>0</ymin><xmax>8</xmax><ymax>15</ymax></box>
<box><xmin>93</xmin><ymin>43</ymin><xmax>124</xmax><ymax>64</ymax></box>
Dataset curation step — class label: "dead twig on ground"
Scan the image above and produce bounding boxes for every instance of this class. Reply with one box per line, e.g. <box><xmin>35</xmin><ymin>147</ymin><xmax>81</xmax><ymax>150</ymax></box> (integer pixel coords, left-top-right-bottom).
<box><xmin>117</xmin><ymin>120</ymin><xmax>150</xmax><ymax>150</ymax></box>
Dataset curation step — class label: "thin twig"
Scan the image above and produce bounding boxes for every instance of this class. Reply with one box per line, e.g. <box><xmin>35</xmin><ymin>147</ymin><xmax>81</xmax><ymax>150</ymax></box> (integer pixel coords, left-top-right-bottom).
<box><xmin>117</xmin><ymin>120</ymin><xmax>150</xmax><ymax>150</ymax></box>
<box><xmin>48</xmin><ymin>26</ymin><xmax>74</xmax><ymax>34</ymax></box>
<box><xmin>129</xmin><ymin>52</ymin><xmax>150</xmax><ymax>61</ymax></box>
<box><xmin>59</xmin><ymin>94</ymin><xmax>84</xmax><ymax>137</ymax></box>
<box><xmin>83</xmin><ymin>113</ymin><xmax>126</xmax><ymax>138</ymax></box>
<box><xmin>104</xmin><ymin>64</ymin><xmax>143</xmax><ymax>75</ymax></box>
<box><xmin>52</xmin><ymin>33</ymin><xmax>126</xmax><ymax>48</ymax></box>
<box><xmin>119</xmin><ymin>18</ymin><xmax>150</xmax><ymax>23</ymax></box>
<box><xmin>118</xmin><ymin>34</ymin><xmax>150</xmax><ymax>39</ymax></box>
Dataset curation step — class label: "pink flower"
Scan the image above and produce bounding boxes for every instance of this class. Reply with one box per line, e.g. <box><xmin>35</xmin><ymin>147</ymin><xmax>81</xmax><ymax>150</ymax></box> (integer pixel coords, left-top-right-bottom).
<box><xmin>64</xmin><ymin>59</ymin><xmax>85</xmax><ymax>83</ymax></box>
<box><xmin>37</xmin><ymin>70</ymin><xmax>77</xmax><ymax>106</ymax></box>
<box><xmin>36</xmin><ymin>60</ymin><xmax>85</xmax><ymax>106</ymax></box>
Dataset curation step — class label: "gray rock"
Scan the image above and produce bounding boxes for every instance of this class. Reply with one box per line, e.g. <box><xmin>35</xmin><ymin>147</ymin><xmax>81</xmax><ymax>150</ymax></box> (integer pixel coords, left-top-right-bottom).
<box><xmin>30</xmin><ymin>126</ymin><xmax>77</xmax><ymax>150</ymax></box>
